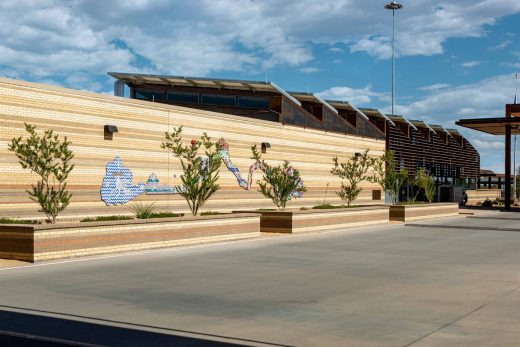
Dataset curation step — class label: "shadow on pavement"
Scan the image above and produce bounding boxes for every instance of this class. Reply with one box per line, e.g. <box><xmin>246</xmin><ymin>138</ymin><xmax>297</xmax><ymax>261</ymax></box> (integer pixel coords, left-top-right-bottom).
<box><xmin>0</xmin><ymin>307</ymin><xmax>286</xmax><ymax>347</ymax></box>
<box><xmin>405</xmin><ymin>223</ymin><xmax>520</xmax><ymax>232</ymax></box>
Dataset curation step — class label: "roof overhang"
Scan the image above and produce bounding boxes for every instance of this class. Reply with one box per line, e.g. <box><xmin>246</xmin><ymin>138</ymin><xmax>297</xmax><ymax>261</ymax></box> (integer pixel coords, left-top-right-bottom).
<box><xmin>289</xmin><ymin>92</ymin><xmax>338</xmax><ymax>114</ymax></box>
<box><xmin>107</xmin><ymin>72</ymin><xmax>302</xmax><ymax>106</ymax></box>
<box><xmin>409</xmin><ymin>120</ymin><xmax>437</xmax><ymax>134</ymax></box>
<box><xmin>358</xmin><ymin>108</ymin><xmax>395</xmax><ymax>126</ymax></box>
<box><xmin>388</xmin><ymin>115</ymin><xmax>418</xmax><ymax>130</ymax></box>
<box><xmin>326</xmin><ymin>100</ymin><xmax>370</xmax><ymax>121</ymax></box>
<box><xmin>455</xmin><ymin>117</ymin><xmax>520</xmax><ymax>135</ymax></box>
<box><xmin>429</xmin><ymin>124</ymin><xmax>453</xmax><ymax>137</ymax></box>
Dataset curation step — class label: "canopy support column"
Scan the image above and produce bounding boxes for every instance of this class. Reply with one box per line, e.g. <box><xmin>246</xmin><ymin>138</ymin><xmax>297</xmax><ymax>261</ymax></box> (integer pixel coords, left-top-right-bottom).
<box><xmin>505</xmin><ymin>125</ymin><xmax>511</xmax><ymax>210</ymax></box>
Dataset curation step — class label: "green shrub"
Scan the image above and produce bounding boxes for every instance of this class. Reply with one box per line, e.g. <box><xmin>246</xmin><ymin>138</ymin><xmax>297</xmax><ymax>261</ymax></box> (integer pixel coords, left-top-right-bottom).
<box><xmin>252</xmin><ymin>145</ymin><xmax>306</xmax><ymax>210</ymax></box>
<box><xmin>161</xmin><ymin>126</ymin><xmax>222</xmax><ymax>216</ymax></box>
<box><xmin>331</xmin><ymin>150</ymin><xmax>373</xmax><ymax>207</ymax></box>
<box><xmin>128</xmin><ymin>202</ymin><xmax>158</xmax><ymax>219</ymax></box>
<box><xmin>148</xmin><ymin>212</ymin><xmax>184</xmax><ymax>219</ymax></box>
<box><xmin>0</xmin><ymin>217</ymin><xmax>33</xmax><ymax>224</ymax></box>
<box><xmin>312</xmin><ymin>204</ymin><xmax>340</xmax><ymax>209</ymax></box>
<box><xmin>8</xmin><ymin>123</ymin><xmax>74</xmax><ymax>223</ymax></box>
<box><xmin>80</xmin><ymin>215</ymin><xmax>133</xmax><ymax>222</ymax></box>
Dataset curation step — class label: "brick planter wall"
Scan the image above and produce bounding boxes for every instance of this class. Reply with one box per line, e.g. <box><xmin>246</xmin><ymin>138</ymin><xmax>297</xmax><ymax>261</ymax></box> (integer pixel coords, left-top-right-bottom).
<box><xmin>389</xmin><ymin>203</ymin><xmax>459</xmax><ymax>222</ymax></box>
<box><xmin>235</xmin><ymin>206</ymin><xmax>389</xmax><ymax>233</ymax></box>
<box><xmin>0</xmin><ymin>214</ymin><xmax>260</xmax><ymax>262</ymax></box>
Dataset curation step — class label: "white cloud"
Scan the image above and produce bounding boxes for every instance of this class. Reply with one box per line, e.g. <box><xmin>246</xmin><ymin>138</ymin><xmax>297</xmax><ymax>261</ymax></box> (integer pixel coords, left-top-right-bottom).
<box><xmin>0</xmin><ymin>0</ymin><xmax>518</xmax><ymax>90</ymax></box>
<box><xmin>317</xmin><ymin>85</ymin><xmax>388</xmax><ymax>105</ymax></box>
<box><xmin>462</xmin><ymin>61</ymin><xmax>481</xmax><ymax>68</ymax></box>
<box><xmin>489</xmin><ymin>40</ymin><xmax>512</xmax><ymax>50</ymax></box>
<box><xmin>299</xmin><ymin>67</ymin><xmax>320</xmax><ymax>73</ymax></box>
<box><xmin>418</xmin><ymin>83</ymin><xmax>451</xmax><ymax>91</ymax></box>
<box><xmin>328</xmin><ymin>47</ymin><xmax>345</xmax><ymax>53</ymax></box>
<box><xmin>394</xmin><ymin>74</ymin><xmax>518</xmax><ymax>171</ymax></box>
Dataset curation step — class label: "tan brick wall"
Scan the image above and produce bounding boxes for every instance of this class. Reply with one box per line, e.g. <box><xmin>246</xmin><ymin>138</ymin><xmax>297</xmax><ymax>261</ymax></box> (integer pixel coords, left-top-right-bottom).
<box><xmin>0</xmin><ymin>77</ymin><xmax>385</xmax><ymax>219</ymax></box>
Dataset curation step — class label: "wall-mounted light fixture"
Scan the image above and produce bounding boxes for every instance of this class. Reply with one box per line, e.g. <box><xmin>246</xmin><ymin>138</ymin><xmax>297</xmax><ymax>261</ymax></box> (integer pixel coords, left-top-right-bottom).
<box><xmin>104</xmin><ymin>125</ymin><xmax>118</xmax><ymax>140</ymax></box>
<box><xmin>261</xmin><ymin>142</ymin><xmax>271</xmax><ymax>154</ymax></box>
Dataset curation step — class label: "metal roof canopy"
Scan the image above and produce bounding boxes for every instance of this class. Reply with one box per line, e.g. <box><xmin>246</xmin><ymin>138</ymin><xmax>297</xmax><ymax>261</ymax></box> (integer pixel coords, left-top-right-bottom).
<box><xmin>108</xmin><ymin>72</ymin><xmax>302</xmax><ymax>106</ymax></box>
<box><xmin>456</xmin><ymin>104</ymin><xmax>520</xmax><ymax>211</ymax></box>
<box><xmin>455</xmin><ymin>117</ymin><xmax>520</xmax><ymax>135</ymax></box>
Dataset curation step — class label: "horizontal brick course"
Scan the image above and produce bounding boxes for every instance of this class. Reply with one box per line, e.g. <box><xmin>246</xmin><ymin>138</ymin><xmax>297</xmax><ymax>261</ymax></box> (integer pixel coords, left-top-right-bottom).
<box><xmin>0</xmin><ymin>214</ymin><xmax>260</xmax><ymax>262</ymax></box>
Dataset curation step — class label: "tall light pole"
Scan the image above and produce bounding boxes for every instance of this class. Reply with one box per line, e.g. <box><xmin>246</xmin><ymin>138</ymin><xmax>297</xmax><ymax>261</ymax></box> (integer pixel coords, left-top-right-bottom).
<box><xmin>514</xmin><ymin>73</ymin><xmax>518</xmax><ymax>198</ymax></box>
<box><xmin>385</xmin><ymin>1</ymin><xmax>403</xmax><ymax>116</ymax></box>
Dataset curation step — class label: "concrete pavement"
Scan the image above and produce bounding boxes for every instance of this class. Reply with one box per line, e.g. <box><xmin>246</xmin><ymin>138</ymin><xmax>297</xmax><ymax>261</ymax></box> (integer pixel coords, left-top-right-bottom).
<box><xmin>1</xmin><ymin>211</ymin><xmax>520</xmax><ymax>346</ymax></box>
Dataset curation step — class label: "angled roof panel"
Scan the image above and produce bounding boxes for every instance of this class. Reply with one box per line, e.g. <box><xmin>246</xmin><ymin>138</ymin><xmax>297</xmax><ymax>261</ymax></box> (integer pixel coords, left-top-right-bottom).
<box><xmin>409</xmin><ymin>119</ymin><xmax>437</xmax><ymax>134</ymax></box>
<box><xmin>288</xmin><ymin>91</ymin><xmax>338</xmax><ymax>114</ymax></box>
<box><xmin>358</xmin><ymin>107</ymin><xmax>395</xmax><ymax>126</ymax></box>
<box><xmin>325</xmin><ymin>100</ymin><xmax>370</xmax><ymax>120</ymax></box>
<box><xmin>388</xmin><ymin>115</ymin><xmax>418</xmax><ymax>130</ymax></box>
<box><xmin>107</xmin><ymin>72</ymin><xmax>301</xmax><ymax>106</ymax></box>
<box><xmin>429</xmin><ymin>124</ymin><xmax>453</xmax><ymax>137</ymax></box>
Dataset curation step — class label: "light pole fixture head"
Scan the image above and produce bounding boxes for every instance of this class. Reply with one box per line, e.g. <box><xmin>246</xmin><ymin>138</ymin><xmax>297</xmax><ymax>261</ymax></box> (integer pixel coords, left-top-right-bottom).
<box><xmin>385</xmin><ymin>2</ymin><xmax>403</xmax><ymax>10</ymax></box>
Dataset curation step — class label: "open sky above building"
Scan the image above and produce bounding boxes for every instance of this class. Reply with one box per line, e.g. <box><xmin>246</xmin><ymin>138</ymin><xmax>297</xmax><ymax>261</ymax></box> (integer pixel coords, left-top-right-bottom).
<box><xmin>1</xmin><ymin>0</ymin><xmax>520</xmax><ymax>171</ymax></box>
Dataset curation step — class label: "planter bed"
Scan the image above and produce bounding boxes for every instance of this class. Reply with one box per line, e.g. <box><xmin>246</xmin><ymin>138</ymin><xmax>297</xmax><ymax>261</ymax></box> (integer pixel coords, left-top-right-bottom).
<box><xmin>389</xmin><ymin>203</ymin><xmax>459</xmax><ymax>222</ymax></box>
<box><xmin>234</xmin><ymin>206</ymin><xmax>389</xmax><ymax>233</ymax></box>
<box><xmin>0</xmin><ymin>214</ymin><xmax>260</xmax><ymax>262</ymax></box>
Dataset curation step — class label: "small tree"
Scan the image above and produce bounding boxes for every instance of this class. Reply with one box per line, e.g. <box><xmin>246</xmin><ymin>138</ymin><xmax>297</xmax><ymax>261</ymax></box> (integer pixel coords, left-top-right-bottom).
<box><xmin>368</xmin><ymin>150</ymin><xmax>394</xmax><ymax>191</ymax></box>
<box><xmin>368</xmin><ymin>150</ymin><xmax>407</xmax><ymax>205</ymax></box>
<box><xmin>8</xmin><ymin>123</ymin><xmax>74</xmax><ymax>223</ymax></box>
<box><xmin>414</xmin><ymin>169</ymin><xmax>436</xmax><ymax>203</ymax></box>
<box><xmin>331</xmin><ymin>150</ymin><xmax>373</xmax><ymax>207</ymax></box>
<box><xmin>161</xmin><ymin>126</ymin><xmax>222</xmax><ymax>216</ymax></box>
<box><xmin>387</xmin><ymin>169</ymin><xmax>408</xmax><ymax>204</ymax></box>
<box><xmin>411</xmin><ymin>168</ymin><xmax>430</xmax><ymax>202</ymax></box>
<box><xmin>252</xmin><ymin>145</ymin><xmax>306</xmax><ymax>210</ymax></box>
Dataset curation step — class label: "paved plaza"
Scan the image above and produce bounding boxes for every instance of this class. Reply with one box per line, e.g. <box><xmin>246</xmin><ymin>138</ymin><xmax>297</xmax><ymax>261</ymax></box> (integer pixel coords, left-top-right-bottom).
<box><xmin>1</xmin><ymin>211</ymin><xmax>520</xmax><ymax>346</ymax></box>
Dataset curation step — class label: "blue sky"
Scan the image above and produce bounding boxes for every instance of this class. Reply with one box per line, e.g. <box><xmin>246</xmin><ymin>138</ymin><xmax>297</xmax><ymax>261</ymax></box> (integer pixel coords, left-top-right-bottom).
<box><xmin>1</xmin><ymin>0</ymin><xmax>520</xmax><ymax>172</ymax></box>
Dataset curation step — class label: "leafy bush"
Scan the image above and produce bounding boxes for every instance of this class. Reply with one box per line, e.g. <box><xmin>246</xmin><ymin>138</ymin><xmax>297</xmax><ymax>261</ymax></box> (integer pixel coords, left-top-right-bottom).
<box><xmin>8</xmin><ymin>123</ymin><xmax>74</xmax><ymax>223</ymax></box>
<box><xmin>331</xmin><ymin>150</ymin><xmax>373</xmax><ymax>207</ymax></box>
<box><xmin>252</xmin><ymin>145</ymin><xmax>306</xmax><ymax>210</ymax></box>
<box><xmin>128</xmin><ymin>202</ymin><xmax>158</xmax><ymax>219</ymax></box>
<box><xmin>148</xmin><ymin>212</ymin><xmax>184</xmax><ymax>219</ymax></box>
<box><xmin>80</xmin><ymin>215</ymin><xmax>133</xmax><ymax>222</ymax></box>
<box><xmin>161</xmin><ymin>126</ymin><xmax>222</xmax><ymax>216</ymax></box>
<box><xmin>312</xmin><ymin>204</ymin><xmax>343</xmax><ymax>209</ymax></box>
<box><xmin>0</xmin><ymin>217</ymin><xmax>33</xmax><ymax>224</ymax></box>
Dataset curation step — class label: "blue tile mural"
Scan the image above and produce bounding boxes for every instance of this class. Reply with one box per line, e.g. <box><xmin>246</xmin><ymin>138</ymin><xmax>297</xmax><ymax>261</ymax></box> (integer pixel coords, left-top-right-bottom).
<box><xmin>145</xmin><ymin>173</ymin><xmax>181</xmax><ymax>195</ymax></box>
<box><xmin>101</xmin><ymin>140</ymin><xmax>305</xmax><ymax>205</ymax></box>
<box><xmin>100</xmin><ymin>156</ymin><xmax>146</xmax><ymax>205</ymax></box>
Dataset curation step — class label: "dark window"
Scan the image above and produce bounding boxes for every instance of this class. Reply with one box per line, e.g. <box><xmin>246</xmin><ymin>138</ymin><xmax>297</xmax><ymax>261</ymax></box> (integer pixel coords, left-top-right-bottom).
<box><xmin>346</xmin><ymin>113</ymin><xmax>357</xmax><ymax>127</ymax></box>
<box><xmin>135</xmin><ymin>89</ymin><xmax>164</xmax><ymax>101</ymax></box>
<box><xmin>167</xmin><ymin>92</ymin><xmax>199</xmax><ymax>104</ymax></box>
<box><xmin>372</xmin><ymin>190</ymin><xmax>382</xmax><ymax>200</ymax></box>
<box><xmin>201</xmin><ymin>94</ymin><xmax>236</xmax><ymax>106</ymax></box>
<box><xmin>237</xmin><ymin>96</ymin><xmax>270</xmax><ymax>109</ymax></box>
